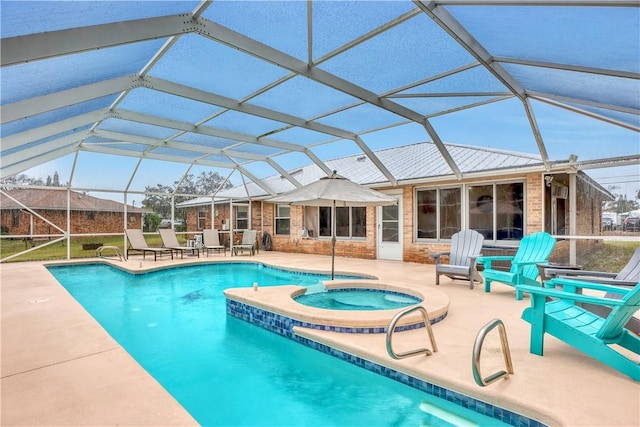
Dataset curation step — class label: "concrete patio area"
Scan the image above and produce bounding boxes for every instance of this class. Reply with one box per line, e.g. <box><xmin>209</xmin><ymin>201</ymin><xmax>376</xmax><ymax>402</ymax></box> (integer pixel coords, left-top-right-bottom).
<box><xmin>2</xmin><ymin>252</ymin><xmax>638</xmax><ymax>426</ymax></box>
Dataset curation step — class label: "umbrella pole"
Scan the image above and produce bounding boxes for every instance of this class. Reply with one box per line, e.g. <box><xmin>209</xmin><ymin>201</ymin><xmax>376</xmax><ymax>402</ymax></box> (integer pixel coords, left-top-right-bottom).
<box><xmin>331</xmin><ymin>200</ymin><xmax>336</xmax><ymax>280</ymax></box>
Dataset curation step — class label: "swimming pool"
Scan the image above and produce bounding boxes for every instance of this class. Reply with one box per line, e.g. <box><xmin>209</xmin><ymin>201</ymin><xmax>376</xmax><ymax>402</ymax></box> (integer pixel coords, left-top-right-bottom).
<box><xmin>48</xmin><ymin>262</ymin><xmax>516</xmax><ymax>426</ymax></box>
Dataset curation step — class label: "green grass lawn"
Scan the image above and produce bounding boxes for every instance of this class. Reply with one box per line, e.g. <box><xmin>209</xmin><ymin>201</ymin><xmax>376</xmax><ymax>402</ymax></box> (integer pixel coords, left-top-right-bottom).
<box><xmin>579</xmin><ymin>241</ymin><xmax>639</xmax><ymax>273</ymax></box>
<box><xmin>0</xmin><ymin>234</ymin><xmax>168</xmax><ymax>262</ymax></box>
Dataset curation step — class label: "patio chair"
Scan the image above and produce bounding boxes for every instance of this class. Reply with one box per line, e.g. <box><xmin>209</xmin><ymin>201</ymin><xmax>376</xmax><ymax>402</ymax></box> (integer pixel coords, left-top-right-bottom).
<box><xmin>159</xmin><ymin>228</ymin><xmax>200</xmax><ymax>259</ymax></box>
<box><xmin>233</xmin><ymin>230</ymin><xmax>257</xmax><ymax>256</ymax></box>
<box><xmin>543</xmin><ymin>246</ymin><xmax>640</xmax><ymax>334</ymax></box>
<box><xmin>518</xmin><ymin>277</ymin><xmax>640</xmax><ymax>381</ymax></box>
<box><xmin>124</xmin><ymin>229</ymin><xmax>174</xmax><ymax>261</ymax></box>
<box><xmin>430</xmin><ymin>229</ymin><xmax>484</xmax><ymax>289</ymax></box>
<box><xmin>202</xmin><ymin>229</ymin><xmax>225</xmax><ymax>257</ymax></box>
<box><xmin>477</xmin><ymin>231</ymin><xmax>555</xmax><ymax>300</ymax></box>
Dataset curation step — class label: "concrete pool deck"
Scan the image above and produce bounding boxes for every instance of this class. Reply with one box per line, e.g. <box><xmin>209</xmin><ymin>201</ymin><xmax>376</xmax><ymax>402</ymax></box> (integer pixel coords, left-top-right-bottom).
<box><xmin>1</xmin><ymin>252</ymin><xmax>638</xmax><ymax>426</ymax></box>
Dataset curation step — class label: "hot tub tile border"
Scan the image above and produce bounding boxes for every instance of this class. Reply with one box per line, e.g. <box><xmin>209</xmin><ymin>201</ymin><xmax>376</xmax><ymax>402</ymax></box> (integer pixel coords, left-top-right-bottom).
<box><xmin>225</xmin><ymin>298</ymin><xmax>546</xmax><ymax>427</ymax></box>
<box><xmin>226</xmin><ymin>299</ymin><xmax>445</xmax><ymax>334</ymax></box>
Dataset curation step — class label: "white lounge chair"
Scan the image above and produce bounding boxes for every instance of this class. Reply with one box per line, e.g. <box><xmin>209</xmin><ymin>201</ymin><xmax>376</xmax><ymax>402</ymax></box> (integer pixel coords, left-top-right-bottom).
<box><xmin>159</xmin><ymin>228</ymin><xmax>200</xmax><ymax>259</ymax></box>
<box><xmin>233</xmin><ymin>230</ymin><xmax>257</xmax><ymax>256</ymax></box>
<box><xmin>125</xmin><ymin>229</ymin><xmax>174</xmax><ymax>261</ymax></box>
<box><xmin>202</xmin><ymin>229</ymin><xmax>225</xmax><ymax>256</ymax></box>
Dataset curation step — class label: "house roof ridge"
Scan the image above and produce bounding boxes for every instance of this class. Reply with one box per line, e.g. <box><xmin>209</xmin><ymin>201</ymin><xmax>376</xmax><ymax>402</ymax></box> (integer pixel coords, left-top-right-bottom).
<box><xmin>321</xmin><ymin>140</ymin><xmax>536</xmax><ymax>161</ymax></box>
<box><xmin>1</xmin><ymin>188</ymin><xmax>147</xmax><ymax>212</ymax></box>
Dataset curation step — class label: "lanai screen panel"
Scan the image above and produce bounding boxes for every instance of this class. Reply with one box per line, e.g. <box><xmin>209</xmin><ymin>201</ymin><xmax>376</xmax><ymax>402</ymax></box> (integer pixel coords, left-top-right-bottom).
<box><xmin>0</xmin><ymin>1</ymin><xmax>637</xmax><ymax>194</ymax></box>
<box><xmin>448</xmin><ymin>6</ymin><xmax>640</xmax><ymax>72</ymax></box>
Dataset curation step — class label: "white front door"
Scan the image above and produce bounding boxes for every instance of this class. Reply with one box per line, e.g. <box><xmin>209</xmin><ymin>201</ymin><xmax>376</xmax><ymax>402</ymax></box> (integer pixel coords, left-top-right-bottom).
<box><xmin>377</xmin><ymin>192</ymin><xmax>403</xmax><ymax>261</ymax></box>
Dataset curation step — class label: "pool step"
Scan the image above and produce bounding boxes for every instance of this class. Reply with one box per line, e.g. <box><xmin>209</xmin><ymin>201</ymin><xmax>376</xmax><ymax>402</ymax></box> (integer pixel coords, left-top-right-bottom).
<box><xmin>304</xmin><ymin>283</ymin><xmax>327</xmax><ymax>294</ymax></box>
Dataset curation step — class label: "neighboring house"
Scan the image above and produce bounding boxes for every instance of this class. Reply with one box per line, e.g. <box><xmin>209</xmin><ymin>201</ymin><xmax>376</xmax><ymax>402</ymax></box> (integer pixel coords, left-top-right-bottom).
<box><xmin>178</xmin><ymin>142</ymin><xmax>612</xmax><ymax>264</ymax></box>
<box><xmin>1</xmin><ymin>189</ymin><xmax>147</xmax><ymax>236</ymax></box>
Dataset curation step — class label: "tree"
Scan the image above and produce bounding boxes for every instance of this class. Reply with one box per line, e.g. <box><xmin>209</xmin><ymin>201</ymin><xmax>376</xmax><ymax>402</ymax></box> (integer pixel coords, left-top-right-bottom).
<box><xmin>1</xmin><ymin>171</ymin><xmax>64</xmax><ymax>188</ymax></box>
<box><xmin>141</xmin><ymin>183</ymin><xmax>174</xmax><ymax>220</ymax></box>
<box><xmin>614</xmin><ymin>194</ymin><xmax>640</xmax><ymax>213</ymax></box>
<box><xmin>142</xmin><ymin>171</ymin><xmax>231</xmax><ymax>220</ymax></box>
<box><xmin>194</xmin><ymin>171</ymin><xmax>228</xmax><ymax>194</ymax></box>
<box><xmin>606</xmin><ymin>184</ymin><xmax>640</xmax><ymax>213</ymax></box>
<box><xmin>144</xmin><ymin>212</ymin><xmax>163</xmax><ymax>232</ymax></box>
<box><xmin>2</xmin><ymin>173</ymin><xmax>44</xmax><ymax>187</ymax></box>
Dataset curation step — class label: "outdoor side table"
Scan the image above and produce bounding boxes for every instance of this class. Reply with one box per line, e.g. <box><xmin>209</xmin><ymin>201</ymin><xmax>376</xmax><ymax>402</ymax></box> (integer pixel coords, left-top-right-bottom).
<box><xmin>537</xmin><ymin>263</ymin><xmax>584</xmax><ymax>293</ymax></box>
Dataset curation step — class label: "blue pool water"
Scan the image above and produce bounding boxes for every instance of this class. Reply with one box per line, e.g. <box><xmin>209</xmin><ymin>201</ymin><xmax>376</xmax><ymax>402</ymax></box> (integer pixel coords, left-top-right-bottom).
<box><xmin>295</xmin><ymin>289</ymin><xmax>421</xmax><ymax>310</ymax></box>
<box><xmin>48</xmin><ymin>262</ymin><xmax>511</xmax><ymax>427</ymax></box>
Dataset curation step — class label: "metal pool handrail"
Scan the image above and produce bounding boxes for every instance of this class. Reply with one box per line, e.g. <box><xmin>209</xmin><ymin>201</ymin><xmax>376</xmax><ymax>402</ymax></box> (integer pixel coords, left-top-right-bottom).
<box><xmin>386</xmin><ymin>305</ymin><xmax>438</xmax><ymax>359</ymax></box>
<box><xmin>96</xmin><ymin>245</ymin><xmax>124</xmax><ymax>262</ymax></box>
<box><xmin>472</xmin><ymin>318</ymin><xmax>514</xmax><ymax>386</ymax></box>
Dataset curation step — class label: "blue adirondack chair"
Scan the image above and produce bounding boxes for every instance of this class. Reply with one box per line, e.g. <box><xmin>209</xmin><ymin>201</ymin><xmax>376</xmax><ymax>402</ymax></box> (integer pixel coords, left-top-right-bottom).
<box><xmin>477</xmin><ymin>231</ymin><xmax>555</xmax><ymax>299</ymax></box>
<box><xmin>518</xmin><ymin>278</ymin><xmax>640</xmax><ymax>381</ymax></box>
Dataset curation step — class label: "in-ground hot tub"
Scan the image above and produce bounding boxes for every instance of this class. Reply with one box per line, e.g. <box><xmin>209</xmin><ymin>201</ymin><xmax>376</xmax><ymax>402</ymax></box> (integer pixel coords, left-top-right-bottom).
<box><xmin>224</xmin><ymin>281</ymin><xmax>450</xmax><ymax>333</ymax></box>
<box><xmin>295</xmin><ymin>288</ymin><xmax>422</xmax><ymax>310</ymax></box>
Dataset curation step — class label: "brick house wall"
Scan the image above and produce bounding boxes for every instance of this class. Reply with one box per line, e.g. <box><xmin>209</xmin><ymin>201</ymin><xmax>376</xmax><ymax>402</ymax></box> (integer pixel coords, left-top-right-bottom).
<box><xmin>525</xmin><ymin>174</ymin><xmax>544</xmax><ymax>234</ymax></box>
<box><xmin>267</xmin><ymin>204</ymin><xmax>377</xmax><ymax>258</ymax></box>
<box><xmin>550</xmin><ymin>175</ymin><xmax>608</xmax><ymax>263</ymax></box>
<box><xmin>183</xmin><ymin>171</ymin><xmax>605</xmax><ymax>265</ymax></box>
<box><xmin>187</xmin><ymin>202</ymin><xmax>379</xmax><ymax>258</ymax></box>
<box><xmin>1</xmin><ymin>209</ymin><xmax>142</xmax><ymax>235</ymax></box>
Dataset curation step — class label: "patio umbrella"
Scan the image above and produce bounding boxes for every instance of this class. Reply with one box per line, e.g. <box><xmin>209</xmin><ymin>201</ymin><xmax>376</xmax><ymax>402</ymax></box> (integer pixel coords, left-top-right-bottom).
<box><xmin>267</xmin><ymin>171</ymin><xmax>397</xmax><ymax>279</ymax></box>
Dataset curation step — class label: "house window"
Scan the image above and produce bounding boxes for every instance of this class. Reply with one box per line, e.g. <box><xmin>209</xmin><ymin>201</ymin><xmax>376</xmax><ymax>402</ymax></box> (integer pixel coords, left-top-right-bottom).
<box><xmin>318</xmin><ymin>206</ymin><xmax>366</xmax><ymax>238</ymax></box>
<box><xmin>469</xmin><ymin>182</ymin><xmax>524</xmax><ymax>241</ymax></box>
<box><xmin>336</xmin><ymin>207</ymin><xmax>350</xmax><ymax>237</ymax></box>
<box><xmin>319</xmin><ymin>206</ymin><xmax>332</xmax><ymax>237</ymax></box>
<box><xmin>351</xmin><ymin>207</ymin><xmax>366</xmax><ymax>238</ymax></box>
<box><xmin>304</xmin><ymin>206</ymin><xmax>318</xmax><ymax>237</ymax></box>
<box><xmin>87</xmin><ymin>211</ymin><xmax>95</xmax><ymax>220</ymax></box>
<box><xmin>275</xmin><ymin>205</ymin><xmax>290</xmax><ymax>235</ymax></box>
<box><xmin>12</xmin><ymin>210</ymin><xmax>19</xmax><ymax>227</ymax></box>
<box><xmin>198</xmin><ymin>209</ymin><xmax>207</xmax><ymax>230</ymax></box>
<box><xmin>234</xmin><ymin>205</ymin><xmax>249</xmax><ymax>230</ymax></box>
<box><xmin>416</xmin><ymin>187</ymin><xmax>461</xmax><ymax>240</ymax></box>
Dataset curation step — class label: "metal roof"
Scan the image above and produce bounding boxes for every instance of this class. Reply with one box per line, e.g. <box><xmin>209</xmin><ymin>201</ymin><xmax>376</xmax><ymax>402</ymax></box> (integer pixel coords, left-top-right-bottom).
<box><xmin>178</xmin><ymin>141</ymin><xmax>542</xmax><ymax>202</ymax></box>
<box><xmin>1</xmin><ymin>1</ymin><xmax>638</xmax><ymax>199</ymax></box>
